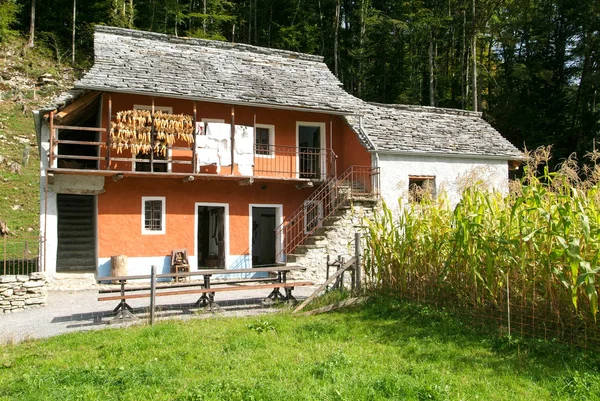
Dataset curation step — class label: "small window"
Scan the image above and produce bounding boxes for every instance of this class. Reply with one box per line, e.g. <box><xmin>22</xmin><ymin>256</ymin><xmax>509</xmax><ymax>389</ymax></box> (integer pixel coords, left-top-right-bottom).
<box><xmin>142</xmin><ymin>197</ymin><xmax>166</xmax><ymax>234</ymax></box>
<box><xmin>255</xmin><ymin>124</ymin><xmax>275</xmax><ymax>157</ymax></box>
<box><xmin>408</xmin><ymin>176</ymin><xmax>436</xmax><ymax>203</ymax></box>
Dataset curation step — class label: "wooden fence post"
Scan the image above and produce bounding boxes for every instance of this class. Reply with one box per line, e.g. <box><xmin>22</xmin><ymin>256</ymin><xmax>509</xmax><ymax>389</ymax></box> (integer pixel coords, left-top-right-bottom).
<box><xmin>355</xmin><ymin>232</ymin><xmax>361</xmax><ymax>292</ymax></box>
<box><xmin>150</xmin><ymin>265</ymin><xmax>156</xmax><ymax>326</ymax></box>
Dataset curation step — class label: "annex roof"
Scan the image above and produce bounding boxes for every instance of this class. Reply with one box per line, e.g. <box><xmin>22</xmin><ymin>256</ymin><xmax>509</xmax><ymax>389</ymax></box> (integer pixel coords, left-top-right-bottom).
<box><xmin>344</xmin><ymin>101</ymin><xmax>523</xmax><ymax>160</ymax></box>
<box><xmin>75</xmin><ymin>26</ymin><xmax>358</xmax><ymax>114</ymax></box>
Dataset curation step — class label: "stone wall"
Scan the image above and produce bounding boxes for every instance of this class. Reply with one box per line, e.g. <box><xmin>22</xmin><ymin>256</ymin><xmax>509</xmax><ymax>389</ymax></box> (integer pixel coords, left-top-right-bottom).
<box><xmin>293</xmin><ymin>200</ymin><xmax>377</xmax><ymax>284</ymax></box>
<box><xmin>0</xmin><ymin>272</ymin><xmax>47</xmax><ymax>313</ymax></box>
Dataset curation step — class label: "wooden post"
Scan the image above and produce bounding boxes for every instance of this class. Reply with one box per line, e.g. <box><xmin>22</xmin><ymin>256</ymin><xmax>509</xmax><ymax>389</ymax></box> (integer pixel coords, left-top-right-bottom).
<box><xmin>49</xmin><ymin>110</ymin><xmax>55</xmax><ymax>167</ymax></box>
<box><xmin>150</xmin><ymin>99</ymin><xmax>155</xmax><ymax>173</ymax></box>
<box><xmin>106</xmin><ymin>95</ymin><xmax>112</xmax><ymax>170</ymax></box>
<box><xmin>3</xmin><ymin>235</ymin><xmax>6</xmax><ymax>275</ymax></box>
<box><xmin>506</xmin><ymin>273</ymin><xmax>511</xmax><ymax>337</ymax></box>
<box><xmin>230</xmin><ymin>105</ymin><xmax>235</xmax><ymax>175</ymax></box>
<box><xmin>192</xmin><ymin>101</ymin><xmax>197</xmax><ymax>173</ymax></box>
<box><xmin>355</xmin><ymin>232</ymin><xmax>362</xmax><ymax>292</ymax></box>
<box><xmin>150</xmin><ymin>265</ymin><xmax>156</xmax><ymax>326</ymax></box>
<box><xmin>110</xmin><ymin>255</ymin><xmax>128</xmax><ymax>283</ymax></box>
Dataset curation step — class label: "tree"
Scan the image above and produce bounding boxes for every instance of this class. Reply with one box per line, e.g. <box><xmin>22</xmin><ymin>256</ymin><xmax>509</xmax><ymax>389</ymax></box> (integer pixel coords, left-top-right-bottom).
<box><xmin>0</xmin><ymin>0</ymin><xmax>19</xmax><ymax>43</ymax></box>
<box><xmin>27</xmin><ymin>0</ymin><xmax>35</xmax><ymax>47</ymax></box>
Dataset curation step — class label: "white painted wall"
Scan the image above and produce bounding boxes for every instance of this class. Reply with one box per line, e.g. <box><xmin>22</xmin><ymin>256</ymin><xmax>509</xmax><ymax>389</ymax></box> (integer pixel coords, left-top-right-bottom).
<box><xmin>36</xmin><ymin>115</ymin><xmax>58</xmax><ymax>277</ymax></box>
<box><xmin>377</xmin><ymin>153</ymin><xmax>509</xmax><ymax>211</ymax></box>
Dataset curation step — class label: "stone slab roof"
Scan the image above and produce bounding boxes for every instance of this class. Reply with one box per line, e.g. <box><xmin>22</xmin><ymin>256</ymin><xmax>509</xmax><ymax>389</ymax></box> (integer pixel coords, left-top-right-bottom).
<box><xmin>71</xmin><ymin>25</ymin><xmax>521</xmax><ymax>160</ymax></box>
<box><xmin>344</xmin><ymin>101</ymin><xmax>523</xmax><ymax>160</ymax></box>
<box><xmin>75</xmin><ymin>26</ymin><xmax>358</xmax><ymax>114</ymax></box>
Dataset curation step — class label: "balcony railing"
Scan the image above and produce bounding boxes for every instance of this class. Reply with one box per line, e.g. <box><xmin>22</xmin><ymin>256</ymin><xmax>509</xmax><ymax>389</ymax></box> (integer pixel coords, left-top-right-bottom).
<box><xmin>48</xmin><ymin>120</ymin><xmax>336</xmax><ymax>182</ymax></box>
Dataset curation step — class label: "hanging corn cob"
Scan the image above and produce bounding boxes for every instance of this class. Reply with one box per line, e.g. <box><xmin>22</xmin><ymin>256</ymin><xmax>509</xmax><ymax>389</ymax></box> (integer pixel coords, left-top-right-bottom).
<box><xmin>110</xmin><ymin>109</ymin><xmax>194</xmax><ymax>156</ymax></box>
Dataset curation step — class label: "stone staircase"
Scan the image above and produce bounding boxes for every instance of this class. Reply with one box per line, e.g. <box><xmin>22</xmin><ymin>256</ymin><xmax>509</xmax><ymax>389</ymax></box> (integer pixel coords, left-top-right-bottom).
<box><xmin>285</xmin><ymin>198</ymin><xmax>378</xmax><ymax>283</ymax></box>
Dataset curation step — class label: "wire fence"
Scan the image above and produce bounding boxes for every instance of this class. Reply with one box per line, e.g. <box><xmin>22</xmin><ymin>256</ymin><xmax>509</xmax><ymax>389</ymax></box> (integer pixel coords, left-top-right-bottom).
<box><xmin>368</xmin><ymin>271</ymin><xmax>600</xmax><ymax>349</ymax></box>
<box><xmin>1</xmin><ymin>236</ymin><xmax>43</xmax><ymax>276</ymax></box>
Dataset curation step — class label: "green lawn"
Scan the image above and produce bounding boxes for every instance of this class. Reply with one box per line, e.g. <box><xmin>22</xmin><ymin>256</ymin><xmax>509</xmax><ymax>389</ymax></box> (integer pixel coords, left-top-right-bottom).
<box><xmin>1</xmin><ymin>297</ymin><xmax>599</xmax><ymax>400</ymax></box>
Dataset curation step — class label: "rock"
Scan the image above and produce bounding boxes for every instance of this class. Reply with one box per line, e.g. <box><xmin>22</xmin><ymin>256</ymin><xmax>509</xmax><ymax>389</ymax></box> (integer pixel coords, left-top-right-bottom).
<box><xmin>29</xmin><ymin>272</ymin><xmax>45</xmax><ymax>280</ymax></box>
<box><xmin>16</xmin><ymin>275</ymin><xmax>29</xmax><ymax>282</ymax></box>
<box><xmin>0</xmin><ymin>276</ymin><xmax>17</xmax><ymax>283</ymax></box>
<box><xmin>0</xmin><ymin>220</ymin><xmax>9</xmax><ymax>236</ymax></box>
<box><xmin>37</xmin><ymin>73</ymin><xmax>58</xmax><ymax>86</ymax></box>
<box><xmin>22</xmin><ymin>281</ymin><xmax>44</xmax><ymax>288</ymax></box>
<box><xmin>11</xmin><ymin>205</ymin><xmax>22</xmax><ymax>211</ymax></box>
<box><xmin>11</xmin><ymin>301</ymin><xmax>25</xmax><ymax>307</ymax></box>
<box><xmin>2</xmin><ymin>289</ymin><xmax>13</xmax><ymax>297</ymax></box>
<box><xmin>25</xmin><ymin>298</ymin><xmax>44</xmax><ymax>305</ymax></box>
<box><xmin>27</xmin><ymin>227</ymin><xmax>34</xmax><ymax>232</ymax></box>
<box><xmin>9</xmin><ymin>162</ymin><xmax>21</xmax><ymax>175</ymax></box>
<box><xmin>14</xmin><ymin>136</ymin><xmax>29</xmax><ymax>144</ymax></box>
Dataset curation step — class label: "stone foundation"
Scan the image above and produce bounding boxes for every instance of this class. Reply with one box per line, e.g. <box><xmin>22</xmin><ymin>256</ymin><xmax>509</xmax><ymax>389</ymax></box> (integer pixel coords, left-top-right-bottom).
<box><xmin>0</xmin><ymin>272</ymin><xmax>47</xmax><ymax>313</ymax></box>
<box><xmin>293</xmin><ymin>201</ymin><xmax>377</xmax><ymax>284</ymax></box>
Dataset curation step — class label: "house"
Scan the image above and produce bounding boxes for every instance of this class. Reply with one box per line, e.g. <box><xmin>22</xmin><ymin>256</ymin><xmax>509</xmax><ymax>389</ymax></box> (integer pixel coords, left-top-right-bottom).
<box><xmin>33</xmin><ymin>26</ymin><xmax>521</xmax><ymax>281</ymax></box>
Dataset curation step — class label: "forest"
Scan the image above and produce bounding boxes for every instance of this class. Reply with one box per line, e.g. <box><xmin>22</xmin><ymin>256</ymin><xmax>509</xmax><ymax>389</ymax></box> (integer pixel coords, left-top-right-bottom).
<box><xmin>0</xmin><ymin>0</ymin><xmax>598</xmax><ymax>163</ymax></box>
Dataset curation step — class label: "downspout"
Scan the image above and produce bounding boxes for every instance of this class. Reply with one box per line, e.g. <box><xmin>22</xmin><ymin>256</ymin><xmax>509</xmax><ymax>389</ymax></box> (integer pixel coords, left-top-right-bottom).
<box><xmin>358</xmin><ymin>115</ymin><xmax>380</xmax><ymax>197</ymax></box>
<box><xmin>33</xmin><ymin>109</ymin><xmax>49</xmax><ymax>272</ymax></box>
<box><xmin>358</xmin><ymin>115</ymin><xmax>378</xmax><ymax>167</ymax></box>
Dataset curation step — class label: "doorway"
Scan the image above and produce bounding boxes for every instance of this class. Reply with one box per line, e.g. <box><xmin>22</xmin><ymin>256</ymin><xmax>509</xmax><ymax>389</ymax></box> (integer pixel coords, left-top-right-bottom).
<box><xmin>196</xmin><ymin>205</ymin><xmax>227</xmax><ymax>268</ymax></box>
<box><xmin>250</xmin><ymin>205</ymin><xmax>282</xmax><ymax>266</ymax></box>
<box><xmin>297</xmin><ymin>123</ymin><xmax>325</xmax><ymax>179</ymax></box>
<box><xmin>56</xmin><ymin>194</ymin><xmax>96</xmax><ymax>271</ymax></box>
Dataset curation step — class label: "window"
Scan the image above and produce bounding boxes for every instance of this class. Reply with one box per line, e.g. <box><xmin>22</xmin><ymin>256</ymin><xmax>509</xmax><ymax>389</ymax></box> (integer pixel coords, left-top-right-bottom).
<box><xmin>408</xmin><ymin>176</ymin><xmax>436</xmax><ymax>203</ymax></box>
<box><xmin>255</xmin><ymin>124</ymin><xmax>275</xmax><ymax>157</ymax></box>
<box><xmin>142</xmin><ymin>197</ymin><xmax>166</xmax><ymax>234</ymax></box>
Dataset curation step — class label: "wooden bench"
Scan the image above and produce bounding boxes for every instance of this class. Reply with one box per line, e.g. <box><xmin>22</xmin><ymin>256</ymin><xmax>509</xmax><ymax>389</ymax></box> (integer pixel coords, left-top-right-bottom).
<box><xmin>97</xmin><ymin>266</ymin><xmax>311</xmax><ymax>320</ymax></box>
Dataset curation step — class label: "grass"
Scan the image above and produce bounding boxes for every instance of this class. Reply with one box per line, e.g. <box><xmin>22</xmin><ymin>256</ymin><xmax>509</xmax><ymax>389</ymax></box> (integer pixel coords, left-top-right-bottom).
<box><xmin>1</xmin><ymin>297</ymin><xmax>599</xmax><ymax>400</ymax></box>
<box><xmin>0</xmin><ymin>102</ymin><xmax>40</xmax><ymax>235</ymax></box>
<box><xmin>0</xmin><ymin>35</ymin><xmax>75</xmax><ymax>235</ymax></box>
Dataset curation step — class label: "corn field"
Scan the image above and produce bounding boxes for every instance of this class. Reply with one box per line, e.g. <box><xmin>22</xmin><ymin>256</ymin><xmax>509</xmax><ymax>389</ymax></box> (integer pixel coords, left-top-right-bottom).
<box><xmin>364</xmin><ymin>147</ymin><xmax>600</xmax><ymax>348</ymax></box>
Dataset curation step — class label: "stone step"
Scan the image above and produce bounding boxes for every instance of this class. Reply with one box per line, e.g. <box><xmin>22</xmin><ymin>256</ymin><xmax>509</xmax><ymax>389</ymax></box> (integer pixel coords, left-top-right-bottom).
<box><xmin>48</xmin><ymin>271</ymin><xmax>99</xmax><ymax>291</ymax></box>
<box><xmin>285</xmin><ymin>254</ymin><xmax>304</xmax><ymax>264</ymax></box>
<box><xmin>303</xmin><ymin>235</ymin><xmax>327</xmax><ymax>246</ymax></box>
<box><xmin>296</xmin><ymin>244</ymin><xmax>326</xmax><ymax>252</ymax></box>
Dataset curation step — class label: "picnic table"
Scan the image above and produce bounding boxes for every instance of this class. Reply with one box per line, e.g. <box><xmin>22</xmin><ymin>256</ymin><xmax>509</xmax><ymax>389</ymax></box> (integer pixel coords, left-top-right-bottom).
<box><xmin>98</xmin><ymin>265</ymin><xmax>311</xmax><ymax>320</ymax></box>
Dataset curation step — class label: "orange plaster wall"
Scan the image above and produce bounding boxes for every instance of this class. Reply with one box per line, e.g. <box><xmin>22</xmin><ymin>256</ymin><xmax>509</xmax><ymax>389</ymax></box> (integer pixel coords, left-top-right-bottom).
<box><xmin>100</xmin><ymin>92</ymin><xmax>366</xmax><ymax>176</ymax></box>
<box><xmin>97</xmin><ymin>177</ymin><xmax>313</xmax><ymax>258</ymax></box>
<box><xmin>338</xmin><ymin>121</ymin><xmax>372</xmax><ymax>171</ymax></box>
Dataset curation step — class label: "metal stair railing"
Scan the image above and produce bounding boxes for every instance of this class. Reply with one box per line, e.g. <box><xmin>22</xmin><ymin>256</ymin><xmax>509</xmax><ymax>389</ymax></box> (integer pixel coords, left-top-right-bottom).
<box><xmin>275</xmin><ymin>165</ymin><xmax>380</xmax><ymax>262</ymax></box>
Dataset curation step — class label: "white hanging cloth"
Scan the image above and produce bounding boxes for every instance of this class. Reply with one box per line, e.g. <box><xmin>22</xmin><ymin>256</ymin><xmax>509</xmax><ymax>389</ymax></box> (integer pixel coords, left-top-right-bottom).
<box><xmin>234</xmin><ymin>125</ymin><xmax>254</xmax><ymax>176</ymax></box>
<box><xmin>205</xmin><ymin>122</ymin><xmax>233</xmax><ymax>172</ymax></box>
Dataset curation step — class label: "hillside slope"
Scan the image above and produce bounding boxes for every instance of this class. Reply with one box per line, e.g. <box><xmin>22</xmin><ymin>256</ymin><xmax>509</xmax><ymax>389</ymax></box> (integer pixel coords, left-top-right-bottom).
<box><xmin>0</xmin><ymin>37</ymin><xmax>75</xmax><ymax>235</ymax></box>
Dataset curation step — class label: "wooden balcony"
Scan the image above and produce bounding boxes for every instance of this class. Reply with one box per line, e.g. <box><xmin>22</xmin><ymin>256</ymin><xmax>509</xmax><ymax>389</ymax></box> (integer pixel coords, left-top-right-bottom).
<box><xmin>47</xmin><ymin>122</ymin><xmax>337</xmax><ymax>183</ymax></box>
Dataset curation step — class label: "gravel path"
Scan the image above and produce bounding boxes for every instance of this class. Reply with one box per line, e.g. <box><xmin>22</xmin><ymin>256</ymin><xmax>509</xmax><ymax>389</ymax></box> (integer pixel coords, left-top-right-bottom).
<box><xmin>0</xmin><ymin>286</ymin><xmax>315</xmax><ymax>345</ymax></box>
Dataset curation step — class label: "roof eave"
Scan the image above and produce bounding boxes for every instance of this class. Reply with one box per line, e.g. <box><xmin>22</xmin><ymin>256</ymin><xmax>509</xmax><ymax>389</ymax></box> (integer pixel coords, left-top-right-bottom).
<box><xmin>371</xmin><ymin>149</ymin><xmax>525</xmax><ymax>161</ymax></box>
<box><xmin>75</xmin><ymin>85</ymin><xmax>355</xmax><ymax>116</ymax></box>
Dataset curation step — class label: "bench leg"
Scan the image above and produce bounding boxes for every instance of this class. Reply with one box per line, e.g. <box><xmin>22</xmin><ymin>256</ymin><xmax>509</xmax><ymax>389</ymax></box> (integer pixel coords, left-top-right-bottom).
<box><xmin>263</xmin><ymin>287</ymin><xmax>287</xmax><ymax>305</ymax></box>
<box><xmin>113</xmin><ymin>299</ymin><xmax>135</xmax><ymax>314</ymax></box>
<box><xmin>285</xmin><ymin>287</ymin><xmax>297</xmax><ymax>304</ymax></box>
<box><xmin>112</xmin><ymin>307</ymin><xmax>138</xmax><ymax>322</ymax></box>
